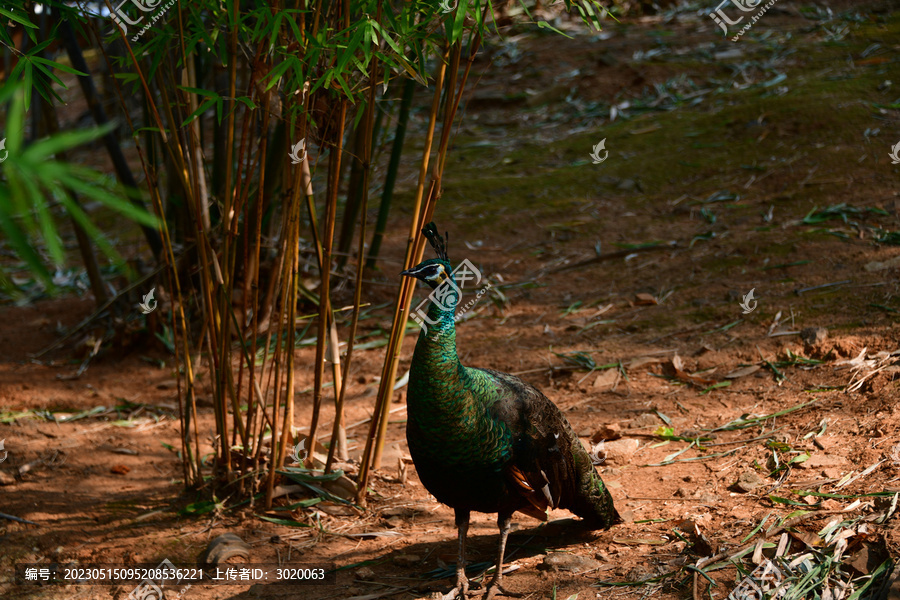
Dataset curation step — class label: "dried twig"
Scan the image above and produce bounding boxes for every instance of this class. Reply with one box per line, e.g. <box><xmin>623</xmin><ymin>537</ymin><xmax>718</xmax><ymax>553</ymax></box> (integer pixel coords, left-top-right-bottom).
<box><xmin>0</xmin><ymin>512</ymin><xmax>37</xmax><ymax>525</ymax></box>
<box><xmin>550</xmin><ymin>241</ymin><xmax>677</xmax><ymax>273</ymax></box>
<box><xmin>794</xmin><ymin>280</ymin><xmax>851</xmax><ymax>295</ymax></box>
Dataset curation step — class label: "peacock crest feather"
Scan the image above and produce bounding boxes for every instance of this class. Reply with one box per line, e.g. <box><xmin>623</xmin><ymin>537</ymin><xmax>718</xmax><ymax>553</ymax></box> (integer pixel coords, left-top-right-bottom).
<box><xmin>422</xmin><ymin>222</ymin><xmax>449</xmax><ymax>261</ymax></box>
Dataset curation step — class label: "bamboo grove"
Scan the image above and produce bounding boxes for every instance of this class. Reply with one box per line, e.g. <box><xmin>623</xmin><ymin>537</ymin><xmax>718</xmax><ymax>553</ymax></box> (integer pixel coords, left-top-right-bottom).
<box><xmin>0</xmin><ymin>0</ymin><xmax>607</xmax><ymax>508</ymax></box>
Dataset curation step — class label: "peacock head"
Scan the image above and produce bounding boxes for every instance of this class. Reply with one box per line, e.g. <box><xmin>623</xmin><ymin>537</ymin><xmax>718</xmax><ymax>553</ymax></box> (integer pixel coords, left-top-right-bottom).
<box><xmin>400</xmin><ymin>222</ymin><xmax>453</xmax><ymax>290</ymax></box>
<box><xmin>401</xmin><ymin>257</ymin><xmax>454</xmax><ymax>290</ymax></box>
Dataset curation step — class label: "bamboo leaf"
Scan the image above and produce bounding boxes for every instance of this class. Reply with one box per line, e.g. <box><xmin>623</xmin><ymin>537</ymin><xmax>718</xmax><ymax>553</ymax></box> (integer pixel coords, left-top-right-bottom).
<box><xmin>178</xmin><ymin>85</ymin><xmax>221</xmax><ymax>98</ymax></box>
<box><xmin>181</xmin><ymin>97</ymin><xmax>219</xmax><ymax>127</ymax></box>
<box><xmin>21</xmin><ymin>124</ymin><xmax>113</xmax><ymax>161</ymax></box>
<box><xmin>0</xmin><ymin>187</ymin><xmax>52</xmax><ymax>288</ymax></box>
<box><xmin>0</xmin><ymin>7</ymin><xmax>37</xmax><ymax>29</ymax></box>
<box><xmin>255</xmin><ymin>515</ymin><xmax>314</xmax><ymax>527</ymax></box>
<box><xmin>49</xmin><ymin>167</ymin><xmax>159</xmax><ymax>228</ymax></box>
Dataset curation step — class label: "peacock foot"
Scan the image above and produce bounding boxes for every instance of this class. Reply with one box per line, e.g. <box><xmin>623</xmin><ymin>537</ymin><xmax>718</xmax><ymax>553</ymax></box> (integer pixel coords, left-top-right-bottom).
<box><xmin>483</xmin><ymin>582</ymin><xmax>522</xmax><ymax>600</ymax></box>
<box><xmin>440</xmin><ymin>574</ymin><xmax>472</xmax><ymax>600</ymax></box>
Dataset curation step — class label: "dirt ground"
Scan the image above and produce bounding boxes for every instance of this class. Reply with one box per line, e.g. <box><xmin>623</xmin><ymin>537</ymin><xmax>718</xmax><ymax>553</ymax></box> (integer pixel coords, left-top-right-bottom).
<box><xmin>3</xmin><ymin>1</ymin><xmax>900</xmax><ymax>599</ymax></box>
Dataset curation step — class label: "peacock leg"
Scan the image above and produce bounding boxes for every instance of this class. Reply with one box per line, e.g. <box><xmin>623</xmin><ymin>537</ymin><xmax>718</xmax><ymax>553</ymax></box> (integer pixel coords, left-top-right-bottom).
<box><xmin>484</xmin><ymin>513</ymin><xmax>523</xmax><ymax>599</ymax></box>
<box><xmin>446</xmin><ymin>509</ymin><xmax>471</xmax><ymax>600</ymax></box>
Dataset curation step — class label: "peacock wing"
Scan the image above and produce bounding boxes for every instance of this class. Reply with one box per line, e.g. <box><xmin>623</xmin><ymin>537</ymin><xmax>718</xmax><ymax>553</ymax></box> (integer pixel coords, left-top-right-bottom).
<box><xmin>477</xmin><ymin>368</ymin><xmax>621</xmax><ymax>528</ymax></box>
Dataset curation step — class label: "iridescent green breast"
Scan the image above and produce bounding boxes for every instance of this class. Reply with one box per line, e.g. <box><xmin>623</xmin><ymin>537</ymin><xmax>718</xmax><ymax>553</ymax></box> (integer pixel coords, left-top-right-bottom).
<box><xmin>406</xmin><ymin>297</ymin><xmax>516</xmax><ymax>507</ymax></box>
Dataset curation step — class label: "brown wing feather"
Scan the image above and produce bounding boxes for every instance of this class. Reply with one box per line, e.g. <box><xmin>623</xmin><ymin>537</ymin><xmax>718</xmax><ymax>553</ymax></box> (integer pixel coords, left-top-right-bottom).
<box><xmin>481</xmin><ymin>368</ymin><xmax>620</xmax><ymax>528</ymax></box>
<box><xmin>507</xmin><ymin>464</ymin><xmax>551</xmax><ymax>521</ymax></box>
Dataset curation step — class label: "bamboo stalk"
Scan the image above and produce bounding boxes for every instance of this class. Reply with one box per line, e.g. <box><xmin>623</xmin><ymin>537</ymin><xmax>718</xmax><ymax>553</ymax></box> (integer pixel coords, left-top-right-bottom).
<box><xmin>307</xmin><ymin>96</ymin><xmax>346</xmax><ymax>462</ymax></box>
<box><xmin>358</xmin><ymin>15</ymin><xmax>489</xmax><ymax>499</ymax></box>
<box><xmin>366</xmin><ymin>76</ymin><xmax>415</xmax><ymax>271</ymax></box>
<box><xmin>205</xmin><ymin>31</ymin><xmax>271</xmax><ymax>486</ymax></box>
<box><xmin>355</xmin><ymin>53</ymin><xmax>448</xmax><ymax>505</ymax></box>
<box><xmin>371</xmin><ymin>43</ymin><xmax>463</xmax><ymax>469</ymax></box>
<box><xmin>326</xmin><ymin>2</ymin><xmax>382</xmax><ymax>472</ymax></box>
<box><xmin>225</xmin><ymin>43</ymin><xmax>270</xmax><ymax>467</ymax></box>
<box><xmin>88</xmin><ymin>0</ymin><xmax>505</xmax><ymax>504</ymax></box>
<box><xmin>149</xmin><ymin>63</ymin><xmax>228</xmax><ymax>477</ymax></box>
<box><xmin>262</xmin><ymin>74</ymin><xmax>313</xmax><ymax>505</ymax></box>
<box><xmin>271</xmin><ymin>164</ymin><xmax>302</xmax><ymax>508</ymax></box>
<box><xmin>82</xmin><ymin>16</ymin><xmax>202</xmax><ymax>485</ymax></box>
<box><xmin>241</xmin><ymin>85</ymin><xmax>275</xmax><ymax>494</ymax></box>
<box><xmin>337</xmin><ymin>95</ymin><xmax>384</xmax><ymax>270</ymax></box>
<box><xmin>264</xmin><ymin>164</ymin><xmax>306</xmax><ymax>505</ymax></box>
<box><xmin>326</xmin><ymin>319</ymin><xmax>346</xmax><ymax>460</ymax></box>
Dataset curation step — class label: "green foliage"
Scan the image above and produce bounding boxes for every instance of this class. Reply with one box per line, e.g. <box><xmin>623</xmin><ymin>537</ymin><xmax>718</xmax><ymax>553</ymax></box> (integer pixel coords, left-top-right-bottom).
<box><xmin>0</xmin><ymin>84</ymin><xmax>158</xmax><ymax>298</ymax></box>
<box><xmin>802</xmin><ymin>203</ymin><xmax>889</xmax><ymax>225</ymax></box>
<box><xmin>0</xmin><ymin>0</ymin><xmax>606</xmax><ymax>300</ymax></box>
<box><xmin>100</xmin><ymin>0</ymin><xmax>607</xmax><ymax>128</ymax></box>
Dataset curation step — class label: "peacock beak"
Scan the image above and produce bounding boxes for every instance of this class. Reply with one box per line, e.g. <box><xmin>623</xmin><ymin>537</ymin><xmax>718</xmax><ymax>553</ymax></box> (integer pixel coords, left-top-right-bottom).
<box><xmin>400</xmin><ymin>264</ymin><xmax>428</xmax><ymax>280</ymax></box>
<box><xmin>401</xmin><ymin>263</ymin><xmax>443</xmax><ymax>286</ymax></box>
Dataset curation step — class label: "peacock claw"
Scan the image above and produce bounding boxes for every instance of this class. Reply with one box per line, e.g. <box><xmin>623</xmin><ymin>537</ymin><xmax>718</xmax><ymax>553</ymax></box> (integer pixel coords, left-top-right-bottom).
<box><xmin>441</xmin><ymin>583</ymin><xmax>472</xmax><ymax>600</ymax></box>
<box><xmin>483</xmin><ymin>582</ymin><xmax>522</xmax><ymax>599</ymax></box>
<box><xmin>440</xmin><ymin>573</ymin><xmax>471</xmax><ymax>600</ymax></box>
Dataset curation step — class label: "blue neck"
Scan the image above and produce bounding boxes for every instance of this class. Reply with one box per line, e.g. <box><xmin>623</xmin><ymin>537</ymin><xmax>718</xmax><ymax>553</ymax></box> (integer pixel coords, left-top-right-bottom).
<box><xmin>413</xmin><ymin>296</ymin><xmax>459</xmax><ymax>368</ymax></box>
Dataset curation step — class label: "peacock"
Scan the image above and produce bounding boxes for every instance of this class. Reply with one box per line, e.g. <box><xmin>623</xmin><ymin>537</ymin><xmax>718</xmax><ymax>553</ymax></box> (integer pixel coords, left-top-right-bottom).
<box><xmin>401</xmin><ymin>223</ymin><xmax>621</xmax><ymax>600</ymax></box>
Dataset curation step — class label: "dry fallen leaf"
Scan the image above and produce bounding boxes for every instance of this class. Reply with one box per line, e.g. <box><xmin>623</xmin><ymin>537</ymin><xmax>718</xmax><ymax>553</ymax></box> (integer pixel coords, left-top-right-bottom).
<box><xmin>590</xmin><ymin>424</ymin><xmax>622</xmax><ymax>443</ymax></box>
<box><xmin>664</xmin><ymin>354</ymin><xmax>717</xmax><ymax>386</ymax></box>
<box><xmin>725</xmin><ymin>364</ymin><xmax>761</xmax><ymax>379</ymax></box>
<box><xmin>634</xmin><ymin>293</ymin><xmax>658</xmax><ymax>305</ymax></box>
<box><xmin>627</xmin><ymin>356</ymin><xmax>662</xmax><ymax>370</ymax></box>
<box><xmin>593</xmin><ymin>368</ymin><xmax>620</xmax><ymax>390</ymax></box>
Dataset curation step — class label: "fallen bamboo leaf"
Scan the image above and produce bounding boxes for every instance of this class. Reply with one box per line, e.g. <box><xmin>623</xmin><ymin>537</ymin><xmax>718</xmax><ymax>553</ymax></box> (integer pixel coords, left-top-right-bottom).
<box><xmin>256</xmin><ymin>515</ymin><xmax>313</xmax><ymax>527</ymax></box>
<box><xmin>551</xmin><ymin>241</ymin><xmax>677</xmax><ymax>273</ymax></box>
<box><xmin>770</xmin><ymin>494</ymin><xmax>818</xmax><ymax>507</ymax></box>
<box><xmin>705</xmin><ymin>319</ymin><xmax>742</xmax><ymax>334</ymax></box>
<box><xmin>613</xmin><ymin>538</ymin><xmax>667</xmax><ymax>545</ymax></box>
<box><xmin>629</xmin><ymin>125</ymin><xmax>662</xmax><ymax>135</ymax></box>
<box><xmin>643</xmin><ymin>446</ymin><xmax>741</xmax><ymax>467</ymax></box>
<box><xmin>662</xmin><ymin>442</ymin><xmax>695</xmax><ymax>463</ymax></box>
<box><xmin>725</xmin><ymin>365</ymin><xmax>761</xmax><ymax>379</ymax></box>
<box><xmin>794</xmin><ymin>280</ymin><xmax>851</xmax><ymax>295</ymax></box>
<box><xmin>699</xmin><ymin>381</ymin><xmax>731</xmax><ymax>395</ymax></box>
<box><xmin>835</xmin><ymin>460</ymin><xmax>885</xmax><ymax>489</ymax></box>
<box><xmin>627</xmin><ymin>356</ymin><xmax>663</xmax><ymax>369</ymax></box>
<box><xmin>741</xmin><ymin>513</ymin><xmax>773</xmax><ymax>544</ymax></box>
<box><xmin>592</xmin><ymin>368</ymin><xmax>620</xmax><ymax>390</ymax></box>
<box><xmin>711</xmin><ymin>399</ymin><xmax>818</xmax><ymax>432</ymax></box>
<box><xmin>663</xmin><ymin>354</ymin><xmax>717</xmax><ymax>387</ymax></box>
